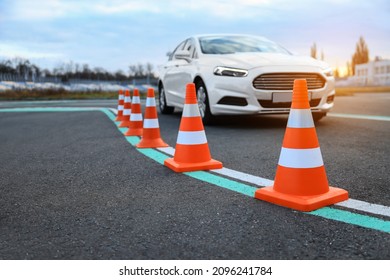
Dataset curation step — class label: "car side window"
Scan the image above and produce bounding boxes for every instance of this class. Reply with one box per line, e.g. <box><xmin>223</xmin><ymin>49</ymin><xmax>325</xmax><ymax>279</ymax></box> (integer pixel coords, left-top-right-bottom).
<box><xmin>184</xmin><ymin>39</ymin><xmax>196</xmax><ymax>59</ymax></box>
<box><xmin>169</xmin><ymin>40</ymin><xmax>187</xmax><ymax>61</ymax></box>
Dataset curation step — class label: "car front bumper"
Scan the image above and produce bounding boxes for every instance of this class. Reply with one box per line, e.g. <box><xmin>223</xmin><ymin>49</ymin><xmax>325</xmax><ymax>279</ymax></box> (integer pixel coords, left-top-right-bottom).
<box><xmin>205</xmin><ymin>67</ymin><xmax>335</xmax><ymax>116</ymax></box>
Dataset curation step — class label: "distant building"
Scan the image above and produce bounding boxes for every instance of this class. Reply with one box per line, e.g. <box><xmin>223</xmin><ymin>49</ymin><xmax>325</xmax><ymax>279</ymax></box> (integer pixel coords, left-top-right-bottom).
<box><xmin>353</xmin><ymin>58</ymin><xmax>390</xmax><ymax>86</ymax></box>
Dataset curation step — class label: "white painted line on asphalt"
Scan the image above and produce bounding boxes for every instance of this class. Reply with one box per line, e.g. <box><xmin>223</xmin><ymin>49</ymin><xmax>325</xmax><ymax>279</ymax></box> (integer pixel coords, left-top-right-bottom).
<box><xmin>116</xmin><ymin>108</ymin><xmax>390</xmax><ymax>219</ymax></box>
<box><xmin>336</xmin><ymin>199</ymin><xmax>390</xmax><ymax>218</ymax></box>
<box><xmin>3</xmin><ymin>107</ymin><xmax>390</xmax><ymax>223</ymax></box>
<box><xmin>157</xmin><ymin>147</ymin><xmax>175</xmax><ymax>155</ymax></box>
<box><xmin>157</xmin><ymin>144</ymin><xmax>390</xmax><ymax>218</ymax></box>
<box><xmin>328</xmin><ymin>113</ymin><xmax>390</xmax><ymax>122</ymax></box>
<box><xmin>100</xmin><ymin>107</ymin><xmax>390</xmax><ymax>219</ymax></box>
<box><xmin>211</xmin><ymin>167</ymin><xmax>275</xmax><ymax>187</ymax></box>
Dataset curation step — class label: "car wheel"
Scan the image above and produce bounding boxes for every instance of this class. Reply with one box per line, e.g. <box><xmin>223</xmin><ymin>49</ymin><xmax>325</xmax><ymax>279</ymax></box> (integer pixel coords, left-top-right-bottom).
<box><xmin>158</xmin><ymin>84</ymin><xmax>174</xmax><ymax>114</ymax></box>
<box><xmin>312</xmin><ymin>112</ymin><xmax>326</xmax><ymax>122</ymax></box>
<box><xmin>195</xmin><ymin>80</ymin><xmax>213</xmax><ymax>125</ymax></box>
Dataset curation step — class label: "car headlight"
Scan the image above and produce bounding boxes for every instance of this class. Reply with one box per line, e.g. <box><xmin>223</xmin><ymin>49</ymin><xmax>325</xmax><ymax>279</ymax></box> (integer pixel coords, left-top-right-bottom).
<box><xmin>322</xmin><ymin>68</ymin><xmax>334</xmax><ymax>77</ymax></box>
<box><xmin>214</xmin><ymin>66</ymin><xmax>248</xmax><ymax>77</ymax></box>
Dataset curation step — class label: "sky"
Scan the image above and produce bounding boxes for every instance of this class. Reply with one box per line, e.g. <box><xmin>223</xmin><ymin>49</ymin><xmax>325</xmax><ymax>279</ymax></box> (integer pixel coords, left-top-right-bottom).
<box><xmin>0</xmin><ymin>0</ymin><xmax>389</xmax><ymax>76</ymax></box>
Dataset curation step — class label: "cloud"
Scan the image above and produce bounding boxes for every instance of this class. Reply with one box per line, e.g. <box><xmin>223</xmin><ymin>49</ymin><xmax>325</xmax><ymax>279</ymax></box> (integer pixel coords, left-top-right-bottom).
<box><xmin>0</xmin><ymin>42</ymin><xmax>64</xmax><ymax>61</ymax></box>
<box><xmin>6</xmin><ymin>0</ymin><xmax>274</xmax><ymax>21</ymax></box>
<box><xmin>1</xmin><ymin>0</ymin><xmax>389</xmax><ymax>72</ymax></box>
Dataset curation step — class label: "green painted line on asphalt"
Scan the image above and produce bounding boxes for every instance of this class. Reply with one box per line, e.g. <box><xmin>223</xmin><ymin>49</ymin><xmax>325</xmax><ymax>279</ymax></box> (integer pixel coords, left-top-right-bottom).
<box><xmin>137</xmin><ymin>148</ymin><xmax>170</xmax><ymax>165</ymax></box>
<box><xmin>115</xmin><ymin>115</ymin><xmax>390</xmax><ymax>234</ymax></box>
<box><xmin>100</xmin><ymin>108</ymin><xmax>116</xmax><ymax>121</ymax></box>
<box><xmin>125</xmin><ymin>136</ymin><xmax>140</xmax><ymax>146</ymax></box>
<box><xmin>2</xmin><ymin>107</ymin><xmax>389</xmax><ymax>234</ymax></box>
<box><xmin>184</xmin><ymin>171</ymin><xmax>257</xmax><ymax>197</ymax></box>
<box><xmin>118</xmin><ymin>127</ymin><xmax>129</xmax><ymax>134</ymax></box>
<box><xmin>311</xmin><ymin>207</ymin><xmax>390</xmax><ymax>233</ymax></box>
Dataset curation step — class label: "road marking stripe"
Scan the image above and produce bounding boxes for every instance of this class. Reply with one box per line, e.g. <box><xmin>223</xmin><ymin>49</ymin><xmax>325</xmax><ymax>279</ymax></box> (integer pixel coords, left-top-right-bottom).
<box><xmin>336</xmin><ymin>199</ymin><xmax>390</xmax><ymax>217</ymax></box>
<box><xmin>287</xmin><ymin>109</ymin><xmax>314</xmax><ymax>128</ymax></box>
<box><xmin>328</xmin><ymin>113</ymin><xmax>390</xmax><ymax>122</ymax></box>
<box><xmin>185</xmin><ymin>171</ymin><xmax>257</xmax><ymax>197</ymax></box>
<box><xmin>311</xmin><ymin>208</ymin><xmax>390</xmax><ymax>233</ymax></box>
<box><xmin>159</xmin><ymin>134</ymin><xmax>390</xmax><ymax>219</ymax></box>
<box><xmin>126</xmin><ymin>134</ymin><xmax>390</xmax><ymax>233</ymax></box>
<box><xmin>157</xmin><ymin>146</ymin><xmax>175</xmax><ymax>155</ymax></box>
<box><xmin>2</xmin><ymin>107</ymin><xmax>390</xmax><ymax>233</ymax></box>
<box><xmin>211</xmin><ymin>167</ymin><xmax>274</xmax><ymax>186</ymax></box>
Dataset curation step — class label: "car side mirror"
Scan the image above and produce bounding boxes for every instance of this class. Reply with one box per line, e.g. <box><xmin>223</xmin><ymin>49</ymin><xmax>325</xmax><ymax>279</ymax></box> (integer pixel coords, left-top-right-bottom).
<box><xmin>174</xmin><ymin>50</ymin><xmax>192</xmax><ymax>62</ymax></box>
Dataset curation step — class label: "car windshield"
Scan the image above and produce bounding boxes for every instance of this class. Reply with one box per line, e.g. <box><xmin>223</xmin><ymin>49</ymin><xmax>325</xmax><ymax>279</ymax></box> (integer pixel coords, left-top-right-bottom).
<box><xmin>199</xmin><ymin>35</ymin><xmax>291</xmax><ymax>55</ymax></box>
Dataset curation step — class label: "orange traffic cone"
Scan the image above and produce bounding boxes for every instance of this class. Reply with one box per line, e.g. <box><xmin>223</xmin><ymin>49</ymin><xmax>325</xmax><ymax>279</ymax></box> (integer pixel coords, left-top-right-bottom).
<box><xmin>125</xmin><ymin>88</ymin><xmax>143</xmax><ymax>136</ymax></box>
<box><xmin>136</xmin><ymin>88</ymin><xmax>169</xmax><ymax>148</ymax></box>
<box><xmin>115</xmin><ymin>89</ymin><xmax>124</xmax><ymax>122</ymax></box>
<box><xmin>255</xmin><ymin>79</ymin><xmax>348</xmax><ymax>211</ymax></box>
<box><xmin>164</xmin><ymin>83</ymin><xmax>223</xmax><ymax>172</ymax></box>
<box><xmin>119</xmin><ymin>89</ymin><xmax>132</xmax><ymax>128</ymax></box>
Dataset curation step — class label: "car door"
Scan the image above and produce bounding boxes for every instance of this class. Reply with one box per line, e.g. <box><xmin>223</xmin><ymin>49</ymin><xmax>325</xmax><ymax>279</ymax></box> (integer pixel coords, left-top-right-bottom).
<box><xmin>163</xmin><ymin>39</ymin><xmax>196</xmax><ymax>108</ymax></box>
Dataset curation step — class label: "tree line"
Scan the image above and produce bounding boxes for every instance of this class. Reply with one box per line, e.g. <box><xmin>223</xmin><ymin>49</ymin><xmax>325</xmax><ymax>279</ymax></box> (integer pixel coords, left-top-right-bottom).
<box><xmin>310</xmin><ymin>36</ymin><xmax>370</xmax><ymax>77</ymax></box>
<box><xmin>0</xmin><ymin>58</ymin><xmax>157</xmax><ymax>83</ymax></box>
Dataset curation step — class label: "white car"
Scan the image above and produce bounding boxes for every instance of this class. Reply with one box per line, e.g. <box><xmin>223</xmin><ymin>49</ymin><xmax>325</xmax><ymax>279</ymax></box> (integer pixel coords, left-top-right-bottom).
<box><xmin>158</xmin><ymin>34</ymin><xmax>335</xmax><ymax>124</ymax></box>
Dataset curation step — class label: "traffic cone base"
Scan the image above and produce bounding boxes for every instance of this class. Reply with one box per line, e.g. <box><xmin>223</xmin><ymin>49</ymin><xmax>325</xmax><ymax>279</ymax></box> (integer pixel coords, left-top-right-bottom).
<box><xmin>255</xmin><ymin>185</ymin><xmax>348</xmax><ymax>212</ymax></box>
<box><xmin>164</xmin><ymin>157</ymin><xmax>222</xmax><ymax>172</ymax></box>
<box><xmin>136</xmin><ymin>138</ymin><xmax>168</xmax><ymax>148</ymax></box>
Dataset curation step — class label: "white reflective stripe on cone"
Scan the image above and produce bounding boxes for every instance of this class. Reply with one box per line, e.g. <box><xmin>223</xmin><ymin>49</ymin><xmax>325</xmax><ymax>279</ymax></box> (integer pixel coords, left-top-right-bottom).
<box><xmin>124</xmin><ymin>96</ymin><xmax>131</xmax><ymax>103</ymax></box>
<box><xmin>130</xmin><ymin>113</ymin><xmax>143</xmax><ymax>121</ymax></box>
<box><xmin>119</xmin><ymin>95</ymin><xmax>124</xmax><ymax>100</ymax></box>
<box><xmin>143</xmin><ymin>118</ymin><xmax>159</xmax><ymax>128</ymax></box>
<box><xmin>118</xmin><ymin>105</ymin><xmax>124</xmax><ymax>111</ymax></box>
<box><xmin>177</xmin><ymin>131</ymin><xmax>207</xmax><ymax>145</ymax></box>
<box><xmin>182</xmin><ymin>104</ymin><xmax>200</xmax><ymax>117</ymax></box>
<box><xmin>287</xmin><ymin>109</ymin><xmax>315</xmax><ymax>128</ymax></box>
<box><xmin>278</xmin><ymin>147</ymin><xmax>324</xmax><ymax>168</ymax></box>
<box><xmin>146</xmin><ymin>98</ymin><xmax>156</xmax><ymax>107</ymax></box>
<box><xmin>123</xmin><ymin>109</ymin><xmax>131</xmax><ymax>116</ymax></box>
<box><xmin>132</xmin><ymin>96</ymin><xmax>141</xmax><ymax>104</ymax></box>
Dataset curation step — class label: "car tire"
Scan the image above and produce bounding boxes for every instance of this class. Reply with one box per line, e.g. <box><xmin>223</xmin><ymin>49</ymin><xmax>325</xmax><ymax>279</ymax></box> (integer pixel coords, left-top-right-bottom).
<box><xmin>312</xmin><ymin>112</ymin><xmax>326</xmax><ymax>122</ymax></box>
<box><xmin>195</xmin><ymin>80</ymin><xmax>214</xmax><ymax>125</ymax></box>
<box><xmin>158</xmin><ymin>84</ymin><xmax>174</xmax><ymax>114</ymax></box>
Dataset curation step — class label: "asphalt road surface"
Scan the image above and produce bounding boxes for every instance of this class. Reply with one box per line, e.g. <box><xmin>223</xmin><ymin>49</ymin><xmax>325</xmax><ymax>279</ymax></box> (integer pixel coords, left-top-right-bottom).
<box><xmin>0</xmin><ymin>93</ymin><xmax>389</xmax><ymax>259</ymax></box>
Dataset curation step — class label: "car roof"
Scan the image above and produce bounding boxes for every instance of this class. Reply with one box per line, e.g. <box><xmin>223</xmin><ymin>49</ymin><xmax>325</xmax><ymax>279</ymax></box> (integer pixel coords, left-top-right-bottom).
<box><xmin>190</xmin><ymin>34</ymin><xmax>270</xmax><ymax>41</ymax></box>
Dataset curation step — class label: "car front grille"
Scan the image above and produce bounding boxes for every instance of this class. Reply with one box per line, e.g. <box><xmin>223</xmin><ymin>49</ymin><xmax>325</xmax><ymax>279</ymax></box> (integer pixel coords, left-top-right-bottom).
<box><xmin>253</xmin><ymin>73</ymin><xmax>326</xmax><ymax>90</ymax></box>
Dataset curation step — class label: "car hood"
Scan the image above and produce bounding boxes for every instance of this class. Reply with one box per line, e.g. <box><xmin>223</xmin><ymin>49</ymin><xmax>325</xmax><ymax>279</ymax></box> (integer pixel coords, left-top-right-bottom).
<box><xmin>200</xmin><ymin>52</ymin><xmax>329</xmax><ymax>70</ymax></box>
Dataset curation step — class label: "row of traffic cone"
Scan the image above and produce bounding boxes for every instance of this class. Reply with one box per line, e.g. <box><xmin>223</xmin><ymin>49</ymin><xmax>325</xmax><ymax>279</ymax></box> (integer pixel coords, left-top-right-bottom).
<box><xmin>115</xmin><ymin>81</ymin><xmax>348</xmax><ymax>212</ymax></box>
